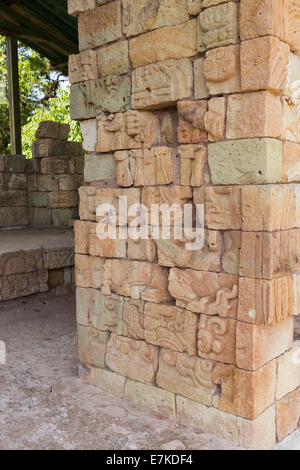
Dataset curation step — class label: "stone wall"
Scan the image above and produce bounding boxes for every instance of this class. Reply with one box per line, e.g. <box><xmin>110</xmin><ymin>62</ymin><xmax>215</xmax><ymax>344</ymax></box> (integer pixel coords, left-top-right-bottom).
<box><xmin>69</xmin><ymin>0</ymin><xmax>300</xmax><ymax>448</ymax></box>
<box><xmin>29</xmin><ymin>121</ymin><xmax>84</xmax><ymax>229</ymax></box>
<box><xmin>0</xmin><ymin>155</ymin><xmax>29</xmax><ymax>229</ymax></box>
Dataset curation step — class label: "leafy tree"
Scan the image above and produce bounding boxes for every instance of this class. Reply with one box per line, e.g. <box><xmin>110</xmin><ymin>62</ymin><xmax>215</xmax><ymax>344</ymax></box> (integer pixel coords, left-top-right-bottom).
<box><xmin>0</xmin><ymin>35</ymin><xmax>81</xmax><ymax>157</ymax></box>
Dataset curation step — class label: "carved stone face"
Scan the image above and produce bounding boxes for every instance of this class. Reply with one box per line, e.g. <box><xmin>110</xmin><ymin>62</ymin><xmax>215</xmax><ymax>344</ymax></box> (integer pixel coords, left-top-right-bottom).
<box><xmin>204</xmin><ymin>48</ymin><xmax>237</xmax><ymax>82</ymax></box>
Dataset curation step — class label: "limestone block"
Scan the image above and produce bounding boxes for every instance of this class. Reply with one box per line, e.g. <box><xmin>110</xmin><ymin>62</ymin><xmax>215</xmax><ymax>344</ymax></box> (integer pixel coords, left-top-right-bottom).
<box><xmin>89</xmin><ymin>225</ymin><xmax>126</xmax><ymax>258</ymax></box>
<box><xmin>233</xmin><ymin>362</ymin><xmax>277</xmax><ymax>420</ymax></box>
<box><xmin>242</xmin><ymin>405</ymin><xmax>276</xmax><ymax>450</ymax></box>
<box><xmin>157</xmin><ymin>349</ymin><xmax>216</xmax><ymax>406</ymax></box>
<box><xmin>4</xmin><ymin>155</ymin><xmax>27</xmax><ymax>173</ymax></box>
<box><xmin>80</xmin><ymin>365</ymin><xmax>126</xmax><ymax>397</ymax></box>
<box><xmin>240</xmin><ymin>230</ymin><xmax>300</xmax><ymax>279</ymax></box>
<box><xmin>142</xmin><ymin>186</ymin><xmax>193</xmax><ymax>225</ymax></box>
<box><xmin>179</xmin><ymin>145</ymin><xmax>205</xmax><ymax>187</ymax></box>
<box><xmin>30</xmin><ymin>207</ymin><xmax>51</xmax><ymax>228</ymax></box>
<box><xmin>115</xmin><ymin>148</ymin><xmax>173</xmax><ymax>187</ymax></box>
<box><xmin>106</xmin><ymin>334</ymin><xmax>159</xmax><ymax>384</ymax></box>
<box><xmin>197</xmin><ymin>2</ymin><xmax>238</xmax><ymax>52</ymax></box>
<box><xmin>236</xmin><ymin>317</ymin><xmax>294</xmax><ymax>371</ymax></box>
<box><xmin>122</xmin><ymin>0</ymin><xmax>189</xmax><ymax>37</ymax></box>
<box><xmin>44</xmin><ymin>249</ymin><xmax>74</xmax><ymax>270</ymax></box>
<box><xmin>0</xmin><ymin>206</ymin><xmax>28</xmax><ymax>228</ymax></box>
<box><xmin>132</xmin><ymin>59</ymin><xmax>193</xmax><ymax>110</ymax></box>
<box><xmin>129</xmin><ymin>21</ymin><xmax>197</xmax><ymax>69</ymax></box>
<box><xmin>287</xmin><ymin>0</ymin><xmax>300</xmax><ymax>52</ymax></box>
<box><xmin>241</xmin><ymin>36</ymin><xmax>289</xmax><ymax>92</ymax></box>
<box><xmin>226</xmin><ymin>92</ymin><xmax>283</xmax><ymax>140</ymax></box>
<box><xmin>0</xmin><ymin>251</ymin><xmax>25</xmax><ymax>276</ymax></box>
<box><xmin>84</xmin><ymin>154</ymin><xmax>116</xmax><ymax>183</ymax></box>
<box><xmin>93</xmin><ymin>187</ymin><xmax>141</xmax><ymax>225</ymax></box>
<box><xmin>68</xmin><ymin>50</ymin><xmax>98</xmax><ymax>84</ymax></box>
<box><xmin>241</xmin><ymin>185</ymin><xmax>297</xmax><ymax>231</ymax></box>
<box><xmin>177</xmin><ymin>101</ymin><xmax>207</xmax><ymax>144</ymax></box>
<box><xmin>5</xmin><ymin>173</ymin><xmax>27</xmax><ymax>190</ymax></box>
<box><xmin>123</xmin><ymin>299</ymin><xmax>145</xmax><ymax>339</ymax></box>
<box><xmin>240</xmin><ymin>0</ymin><xmax>287</xmax><ymax>41</ymax></box>
<box><xmin>282</xmin><ymin>99</ymin><xmax>300</xmax><ymax>142</ymax></box>
<box><xmin>59</xmin><ymin>175</ymin><xmax>78</xmax><ymax>191</ymax></box>
<box><xmin>238</xmin><ymin>275</ymin><xmax>295</xmax><ymax>325</ymax></box>
<box><xmin>276</xmin><ymin>341</ymin><xmax>300</xmax><ymax>399</ymax></box>
<box><xmin>222</xmin><ymin>231</ymin><xmax>241</xmax><ymax>275</ymax></box>
<box><xmin>109</xmin><ymin>259</ymin><xmax>171</xmax><ymax>303</ymax></box>
<box><xmin>35</xmin><ymin>122</ymin><xmax>70</xmax><ymax>141</ymax></box>
<box><xmin>176</xmin><ymin>395</ymin><xmax>243</xmax><ymax>446</ymax></box>
<box><xmin>199</xmin><ymin>186</ymin><xmax>242</xmax><ymax>230</ymax></box>
<box><xmin>70</xmin><ymin>76</ymin><xmax>131</xmax><ymax>120</ymax></box>
<box><xmin>75</xmin><ymin>254</ymin><xmax>104</xmax><ymax>289</ymax></box>
<box><xmin>282</xmin><ymin>141</ymin><xmax>300</xmax><ymax>182</ymax></box>
<box><xmin>194</xmin><ymin>58</ymin><xmax>209</xmax><ymax>99</ymax></box>
<box><xmin>276</xmin><ymin>386</ymin><xmax>300</xmax><ymax>441</ymax></box>
<box><xmin>127</xmin><ymin>239</ymin><xmax>156</xmax><ymax>262</ymax></box>
<box><xmin>77</xmin><ymin>325</ymin><xmax>109</xmax><ymax>369</ymax></box>
<box><xmin>189</xmin><ymin>0</ymin><xmax>237</xmax><ymax>15</ymax></box>
<box><xmin>78</xmin><ymin>2</ymin><xmax>122</xmax><ymax>51</ymax></box>
<box><xmin>208</xmin><ymin>139</ymin><xmax>283</xmax><ymax>185</ymax></box>
<box><xmin>156</xmin><ymin>230</ymin><xmax>222</xmax><ymax>273</ymax></box>
<box><xmin>40</xmin><ymin>158</ymin><xmax>70</xmax><ymax>175</ymax></box>
<box><xmin>198</xmin><ymin>314</ymin><xmax>236</xmax><ymax>364</ymax></box>
<box><xmin>0</xmin><ymin>189</ymin><xmax>27</xmax><ymax>207</ymax></box>
<box><xmin>1</xmin><ymin>270</ymin><xmax>48</xmax><ymax>300</ymax></box>
<box><xmin>97</xmin><ymin>111</ymin><xmax>161</xmax><ymax>153</ymax></box>
<box><xmin>68</xmin><ymin>0</ymin><xmax>96</xmax><ymax>16</ymax></box>
<box><xmin>125</xmin><ymin>379</ymin><xmax>175</xmax><ymax>418</ymax></box>
<box><xmin>48</xmin><ymin>191</ymin><xmax>78</xmax><ymax>209</ymax></box>
<box><xmin>74</xmin><ymin>220</ymin><xmax>91</xmax><ymax>255</ymax></box>
<box><xmin>205</xmin><ymin>98</ymin><xmax>225</xmax><ymax>142</ymax></box>
<box><xmin>168</xmin><ymin>268</ymin><xmax>238</xmax><ymax>318</ymax></box>
<box><xmin>144</xmin><ymin>303</ymin><xmax>197</xmax><ymax>356</ymax></box>
<box><xmin>32</xmin><ymin>139</ymin><xmax>83</xmax><ymax>158</ymax></box>
<box><xmin>80</xmin><ymin>119</ymin><xmax>97</xmax><ymax>153</ymax></box>
<box><xmin>204</xmin><ymin>45</ymin><xmax>241</xmax><ymax>95</ymax></box>
<box><xmin>51</xmin><ymin>208</ymin><xmax>75</xmax><ymax>229</ymax></box>
<box><xmin>97</xmin><ymin>41</ymin><xmax>129</xmax><ymax>77</ymax></box>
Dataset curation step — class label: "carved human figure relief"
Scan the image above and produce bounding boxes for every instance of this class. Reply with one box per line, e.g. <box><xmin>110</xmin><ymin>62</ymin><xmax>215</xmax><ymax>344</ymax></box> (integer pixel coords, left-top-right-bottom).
<box><xmin>198</xmin><ymin>2</ymin><xmax>238</xmax><ymax>52</ymax></box>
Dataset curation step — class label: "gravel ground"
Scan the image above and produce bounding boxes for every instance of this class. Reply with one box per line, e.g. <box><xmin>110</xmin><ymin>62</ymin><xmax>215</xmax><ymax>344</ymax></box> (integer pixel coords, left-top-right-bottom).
<box><xmin>0</xmin><ymin>293</ymin><xmax>298</xmax><ymax>450</ymax></box>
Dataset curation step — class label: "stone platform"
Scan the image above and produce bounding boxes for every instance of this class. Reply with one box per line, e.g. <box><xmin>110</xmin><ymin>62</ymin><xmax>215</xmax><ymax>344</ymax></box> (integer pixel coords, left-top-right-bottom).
<box><xmin>0</xmin><ymin>229</ymin><xmax>74</xmax><ymax>301</ymax></box>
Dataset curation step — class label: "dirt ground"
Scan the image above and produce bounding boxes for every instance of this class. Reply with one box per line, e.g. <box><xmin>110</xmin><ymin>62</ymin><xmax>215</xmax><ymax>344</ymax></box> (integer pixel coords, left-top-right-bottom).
<box><xmin>0</xmin><ymin>293</ymin><xmax>299</xmax><ymax>451</ymax></box>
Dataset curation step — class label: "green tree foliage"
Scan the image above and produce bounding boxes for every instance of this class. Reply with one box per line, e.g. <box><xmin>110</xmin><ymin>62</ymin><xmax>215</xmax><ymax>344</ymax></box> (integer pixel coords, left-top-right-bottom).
<box><xmin>0</xmin><ymin>36</ymin><xmax>81</xmax><ymax>157</ymax></box>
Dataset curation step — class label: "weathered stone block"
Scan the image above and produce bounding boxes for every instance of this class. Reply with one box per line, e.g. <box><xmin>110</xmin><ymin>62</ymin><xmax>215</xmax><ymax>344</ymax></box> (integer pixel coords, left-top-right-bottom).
<box><xmin>197</xmin><ymin>2</ymin><xmax>238</xmax><ymax>51</ymax></box>
<box><xmin>282</xmin><ymin>99</ymin><xmax>300</xmax><ymax>143</ymax></box>
<box><xmin>74</xmin><ymin>220</ymin><xmax>91</xmax><ymax>255</ymax></box>
<box><xmin>0</xmin><ymin>190</ymin><xmax>28</xmax><ymax>207</ymax></box>
<box><xmin>84</xmin><ymin>154</ymin><xmax>116</xmax><ymax>183</ymax></box>
<box><xmin>48</xmin><ymin>191</ymin><xmax>78</xmax><ymax>209</ymax></box>
<box><xmin>51</xmin><ymin>209</ymin><xmax>75</xmax><ymax>229</ymax></box>
<box><xmin>168</xmin><ymin>268</ymin><xmax>238</xmax><ymax>318</ymax></box>
<box><xmin>89</xmin><ymin>226</ymin><xmax>126</xmax><ymax>259</ymax></box>
<box><xmin>106</xmin><ymin>334</ymin><xmax>159</xmax><ymax>384</ymax></box>
<box><xmin>236</xmin><ymin>317</ymin><xmax>294</xmax><ymax>371</ymax></box>
<box><xmin>70</xmin><ymin>76</ymin><xmax>131</xmax><ymax>120</ymax></box>
<box><xmin>205</xmin><ymin>97</ymin><xmax>225</xmax><ymax>142</ymax></box>
<box><xmin>127</xmin><ymin>239</ymin><xmax>156</xmax><ymax>262</ymax></box>
<box><xmin>194</xmin><ymin>57</ymin><xmax>209</xmax><ymax>99</ymax></box>
<box><xmin>75</xmin><ymin>254</ymin><xmax>104</xmax><ymax>289</ymax></box>
<box><xmin>241</xmin><ymin>36</ymin><xmax>289</xmax><ymax>92</ymax></box>
<box><xmin>69</xmin><ymin>50</ymin><xmax>98</xmax><ymax>84</ymax></box>
<box><xmin>35</xmin><ymin>121</ymin><xmax>70</xmax><ymax>140</ymax></box>
<box><xmin>29</xmin><ymin>191</ymin><xmax>48</xmax><ymax>208</ymax></box>
<box><xmin>80</xmin><ymin>119</ymin><xmax>97</xmax><ymax>153</ymax></box>
<box><xmin>123</xmin><ymin>299</ymin><xmax>145</xmax><ymax>339</ymax></box>
<box><xmin>78</xmin><ymin>2</ymin><xmax>122</xmax><ymax>51</ymax></box>
<box><xmin>30</xmin><ymin>207</ymin><xmax>51</xmax><ymax>228</ymax></box>
<box><xmin>144</xmin><ymin>303</ymin><xmax>197</xmax><ymax>356</ymax></box>
<box><xmin>226</xmin><ymin>92</ymin><xmax>283</xmax><ymax>140</ymax></box>
<box><xmin>132</xmin><ymin>59</ymin><xmax>193</xmax><ymax>110</ymax></box>
<box><xmin>122</xmin><ymin>0</ymin><xmax>189</xmax><ymax>37</ymax></box>
<box><xmin>208</xmin><ymin>139</ymin><xmax>283</xmax><ymax>185</ymax></box>
<box><xmin>222</xmin><ymin>231</ymin><xmax>241</xmax><ymax>275</ymax></box>
<box><xmin>204</xmin><ymin>45</ymin><xmax>241</xmax><ymax>95</ymax></box>
<box><xmin>125</xmin><ymin>379</ymin><xmax>176</xmax><ymax>418</ymax></box>
<box><xmin>276</xmin><ymin>386</ymin><xmax>300</xmax><ymax>441</ymax></box>
<box><xmin>197</xmin><ymin>186</ymin><xmax>242</xmax><ymax>230</ymax></box>
<box><xmin>78</xmin><ymin>325</ymin><xmax>109</xmax><ymax>369</ymax></box>
<box><xmin>0</xmin><ymin>206</ymin><xmax>28</xmax><ymax>227</ymax></box>
<box><xmin>177</xmin><ymin>101</ymin><xmax>207</xmax><ymax>144</ymax></box>
<box><xmin>5</xmin><ymin>155</ymin><xmax>27</xmax><ymax>173</ymax></box>
<box><xmin>157</xmin><ymin>349</ymin><xmax>217</xmax><ymax>406</ymax></box>
<box><xmin>179</xmin><ymin>145</ymin><xmax>205</xmax><ymax>187</ymax></box>
<box><xmin>59</xmin><ymin>175</ymin><xmax>78</xmax><ymax>191</ymax></box>
<box><xmin>80</xmin><ymin>365</ymin><xmax>126</xmax><ymax>397</ymax></box>
<box><xmin>197</xmin><ymin>314</ymin><xmax>236</xmax><ymax>364</ymax></box>
<box><xmin>276</xmin><ymin>341</ymin><xmax>300</xmax><ymax>400</ymax></box>
<box><xmin>129</xmin><ymin>21</ymin><xmax>197</xmax><ymax>68</ymax></box>
<box><xmin>40</xmin><ymin>158</ymin><xmax>71</xmax><ymax>175</ymax></box>
<box><xmin>282</xmin><ymin>141</ymin><xmax>300</xmax><ymax>182</ymax></box>
<box><xmin>96</xmin><ymin>111</ymin><xmax>161</xmax><ymax>153</ymax></box>
<box><xmin>6</xmin><ymin>173</ymin><xmax>27</xmax><ymax>190</ymax></box>
<box><xmin>68</xmin><ymin>0</ymin><xmax>96</xmax><ymax>16</ymax></box>
<box><xmin>97</xmin><ymin>41</ymin><xmax>129</xmax><ymax>77</ymax></box>
<box><xmin>33</xmin><ymin>139</ymin><xmax>83</xmax><ymax>158</ymax></box>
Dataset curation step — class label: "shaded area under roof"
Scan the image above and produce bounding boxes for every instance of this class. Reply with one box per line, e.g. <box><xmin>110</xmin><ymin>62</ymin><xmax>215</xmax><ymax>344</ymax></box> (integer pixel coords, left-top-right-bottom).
<box><xmin>0</xmin><ymin>0</ymin><xmax>78</xmax><ymax>72</ymax></box>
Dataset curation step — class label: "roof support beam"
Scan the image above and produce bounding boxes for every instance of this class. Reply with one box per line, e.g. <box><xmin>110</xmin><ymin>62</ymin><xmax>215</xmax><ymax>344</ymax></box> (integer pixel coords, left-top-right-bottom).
<box><xmin>6</xmin><ymin>36</ymin><xmax>22</xmax><ymax>155</ymax></box>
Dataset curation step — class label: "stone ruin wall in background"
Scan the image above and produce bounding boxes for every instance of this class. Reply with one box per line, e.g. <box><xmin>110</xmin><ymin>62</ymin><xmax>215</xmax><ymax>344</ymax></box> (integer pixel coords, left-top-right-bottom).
<box><xmin>68</xmin><ymin>0</ymin><xmax>300</xmax><ymax>448</ymax></box>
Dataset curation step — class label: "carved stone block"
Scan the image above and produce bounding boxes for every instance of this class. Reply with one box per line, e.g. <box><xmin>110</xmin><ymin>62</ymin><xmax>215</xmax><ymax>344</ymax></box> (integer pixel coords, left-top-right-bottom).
<box><xmin>197</xmin><ymin>314</ymin><xmax>237</xmax><ymax>364</ymax></box>
<box><xmin>168</xmin><ymin>268</ymin><xmax>238</xmax><ymax>318</ymax></box>
<box><xmin>204</xmin><ymin>45</ymin><xmax>241</xmax><ymax>95</ymax></box>
<box><xmin>196</xmin><ymin>186</ymin><xmax>242</xmax><ymax>230</ymax></box>
<box><xmin>179</xmin><ymin>145</ymin><xmax>206</xmax><ymax>187</ymax></box>
<box><xmin>144</xmin><ymin>303</ymin><xmax>197</xmax><ymax>356</ymax></box>
<box><xmin>106</xmin><ymin>334</ymin><xmax>159</xmax><ymax>384</ymax></box>
<box><xmin>70</xmin><ymin>76</ymin><xmax>131</xmax><ymax>120</ymax></box>
<box><xmin>123</xmin><ymin>299</ymin><xmax>145</xmax><ymax>340</ymax></box>
<box><xmin>157</xmin><ymin>348</ymin><xmax>217</xmax><ymax>406</ymax></box>
<box><xmin>222</xmin><ymin>231</ymin><xmax>241</xmax><ymax>275</ymax></box>
<box><xmin>197</xmin><ymin>2</ymin><xmax>238</xmax><ymax>52</ymax></box>
<box><xmin>97</xmin><ymin>111</ymin><xmax>161</xmax><ymax>153</ymax></box>
<box><xmin>205</xmin><ymin>98</ymin><xmax>225</xmax><ymax>142</ymax></box>
<box><xmin>115</xmin><ymin>147</ymin><xmax>173</xmax><ymax>187</ymax></box>
<box><xmin>69</xmin><ymin>50</ymin><xmax>99</xmax><ymax>84</ymax></box>
<box><xmin>177</xmin><ymin>101</ymin><xmax>207</xmax><ymax>144</ymax></box>
<box><xmin>78</xmin><ymin>325</ymin><xmax>109</xmax><ymax>369</ymax></box>
<box><xmin>75</xmin><ymin>254</ymin><xmax>104</xmax><ymax>289</ymax></box>
<box><xmin>241</xmin><ymin>36</ymin><xmax>289</xmax><ymax>92</ymax></box>
<box><xmin>132</xmin><ymin>59</ymin><xmax>193</xmax><ymax>110</ymax></box>
<box><xmin>127</xmin><ymin>239</ymin><xmax>156</xmax><ymax>262</ymax></box>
